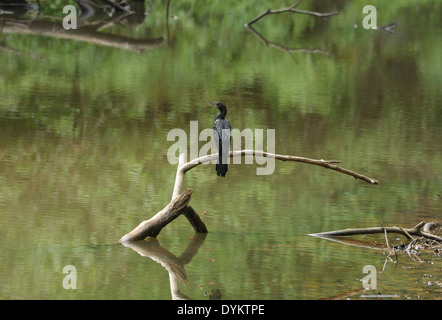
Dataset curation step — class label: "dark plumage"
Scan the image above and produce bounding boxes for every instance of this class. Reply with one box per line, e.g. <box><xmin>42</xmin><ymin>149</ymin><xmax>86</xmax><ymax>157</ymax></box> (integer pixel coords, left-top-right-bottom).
<box><xmin>210</xmin><ymin>102</ymin><xmax>231</xmax><ymax>177</ymax></box>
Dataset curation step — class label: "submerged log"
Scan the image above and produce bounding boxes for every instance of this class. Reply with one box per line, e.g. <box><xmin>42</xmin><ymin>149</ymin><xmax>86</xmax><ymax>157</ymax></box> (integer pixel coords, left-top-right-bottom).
<box><xmin>119</xmin><ymin>189</ymin><xmax>194</xmax><ymax>242</ymax></box>
<box><xmin>309</xmin><ymin>221</ymin><xmax>442</xmax><ymax>242</ymax></box>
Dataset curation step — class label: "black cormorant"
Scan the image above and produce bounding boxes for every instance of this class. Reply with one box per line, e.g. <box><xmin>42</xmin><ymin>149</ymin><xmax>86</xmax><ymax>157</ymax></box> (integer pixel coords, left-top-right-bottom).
<box><xmin>210</xmin><ymin>102</ymin><xmax>231</xmax><ymax>177</ymax></box>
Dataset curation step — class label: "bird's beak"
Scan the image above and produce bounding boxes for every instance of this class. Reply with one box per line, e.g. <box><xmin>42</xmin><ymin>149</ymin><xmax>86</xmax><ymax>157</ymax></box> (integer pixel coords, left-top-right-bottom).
<box><xmin>208</xmin><ymin>102</ymin><xmax>216</xmax><ymax>106</ymax></box>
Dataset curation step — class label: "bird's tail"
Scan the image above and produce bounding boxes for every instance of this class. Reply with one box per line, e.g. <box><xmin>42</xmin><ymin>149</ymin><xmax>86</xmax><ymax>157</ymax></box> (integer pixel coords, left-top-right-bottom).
<box><xmin>216</xmin><ymin>163</ymin><xmax>228</xmax><ymax>177</ymax></box>
<box><xmin>216</xmin><ymin>142</ymin><xmax>228</xmax><ymax>177</ymax></box>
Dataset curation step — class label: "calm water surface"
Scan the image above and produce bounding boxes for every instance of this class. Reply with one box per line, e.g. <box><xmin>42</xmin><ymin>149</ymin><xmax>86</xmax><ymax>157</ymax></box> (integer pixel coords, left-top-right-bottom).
<box><xmin>0</xmin><ymin>0</ymin><xmax>441</xmax><ymax>300</ymax></box>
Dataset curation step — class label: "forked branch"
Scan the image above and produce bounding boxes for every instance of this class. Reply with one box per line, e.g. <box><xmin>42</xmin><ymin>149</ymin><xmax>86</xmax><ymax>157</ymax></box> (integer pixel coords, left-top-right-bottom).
<box><xmin>119</xmin><ymin>189</ymin><xmax>194</xmax><ymax>242</ymax></box>
<box><xmin>120</xmin><ymin>150</ymin><xmax>378</xmax><ymax>242</ymax></box>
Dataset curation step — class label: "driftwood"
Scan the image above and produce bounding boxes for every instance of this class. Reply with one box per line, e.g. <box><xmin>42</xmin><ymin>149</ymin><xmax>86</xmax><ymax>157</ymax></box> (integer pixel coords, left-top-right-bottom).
<box><xmin>120</xmin><ymin>153</ymin><xmax>208</xmax><ymax>243</ymax></box>
<box><xmin>119</xmin><ymin>188</ymin><xmax>204</xmax><ymax>242</ymax></box>
<box><xmin>120</xmin><ymin>150</ymin><xmax>378</xmax><ymax>242</ymax></box>
<box><xmin>309</xmin><ymin>221</ymin><xmax>442</xmax><ymax>242</ymax></box>
<box><xmin>245</xmin><ymin>0</ymin><xmax>339</xmax><ymax>27</ymax></box>
<box><xmin>311</xmin><ymin>221</ymin><xmax>442</xmax><ymax>265</ymax></box>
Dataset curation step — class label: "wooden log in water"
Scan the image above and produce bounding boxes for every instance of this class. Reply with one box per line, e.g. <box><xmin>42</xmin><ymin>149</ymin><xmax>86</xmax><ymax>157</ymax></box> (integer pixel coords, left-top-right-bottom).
<box><xmin>119</xmin><ymin>189</ymin><xmax>193</xmax><ymax>242</ymax></box>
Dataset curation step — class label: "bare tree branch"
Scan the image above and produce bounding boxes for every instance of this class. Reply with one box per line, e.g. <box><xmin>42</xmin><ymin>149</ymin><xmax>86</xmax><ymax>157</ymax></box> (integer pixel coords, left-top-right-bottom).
<box><xmin>179</xmin><ymin>150</ymin><xmax>379</xmax><ymax>184</ymax></box>
<box><xmin>120</xmin><ymin>150</ymin><xmax>378</xmax><ymax>242</ymax></box>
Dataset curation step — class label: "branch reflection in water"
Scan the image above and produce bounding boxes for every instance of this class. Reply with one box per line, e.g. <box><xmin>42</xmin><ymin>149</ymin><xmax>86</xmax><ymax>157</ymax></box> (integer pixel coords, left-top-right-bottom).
<box><xmin>0</xmin><ymin>0</ymin><xmax>163</xmax><ymax>53</ymax></box>
<box><xmin>121</xmin><ymin>233</ymin><xmax>220</xmax><ymax>300</ymax></box>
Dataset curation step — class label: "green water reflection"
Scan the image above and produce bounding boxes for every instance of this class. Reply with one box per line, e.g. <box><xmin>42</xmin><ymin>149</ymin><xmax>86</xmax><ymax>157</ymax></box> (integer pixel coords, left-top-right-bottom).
<box><xmin>0</xmin><ymin>0</ymin><xmax>441</xmax><ymax>300</ymax></box>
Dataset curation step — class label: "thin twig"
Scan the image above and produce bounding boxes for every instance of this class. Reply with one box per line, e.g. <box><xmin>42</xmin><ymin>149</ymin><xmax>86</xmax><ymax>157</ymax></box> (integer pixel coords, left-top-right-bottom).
<box><xmin>400</xmin><ymin>226</ymin><xmax>414</xmax><ymax>240</ymax></box>
<box><xmin>381</xmin><ymin>258</ymin><xmax>389</xmax><ymax>273</ymax></box>
<box><xmin>393</xmin><ymin>247</ymin><xmax>398</xmax><ymax>271</ymax></box>
<box><xmin>383</xmin><ymin>227</ymin><xmax>391</xmax><ymax>250</ymax></box>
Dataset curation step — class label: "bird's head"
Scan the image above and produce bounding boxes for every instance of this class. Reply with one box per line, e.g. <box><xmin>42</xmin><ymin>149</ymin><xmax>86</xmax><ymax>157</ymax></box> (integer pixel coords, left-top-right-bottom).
<box><xmin>209</xmin><ymin>102</ymin><xmax>226</xmax><ymax>111</ymax></box>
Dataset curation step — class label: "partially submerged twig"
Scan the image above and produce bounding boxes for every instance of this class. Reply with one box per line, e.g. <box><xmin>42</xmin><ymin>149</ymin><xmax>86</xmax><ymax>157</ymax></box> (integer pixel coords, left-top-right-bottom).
<box><xmin>377</xmin><ymin>22</ymin><xmax>398</xmax><ymax>35</ymax></box>
<box><xmin>383</xmin><ymin>227</ymin><xmax>391</xmax><ymax>249</ymax></box>
<box><xmin>399</xmin><ymin>226</ymin><xmax>414</xmax><ymax>240</ymax></box>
